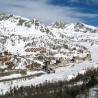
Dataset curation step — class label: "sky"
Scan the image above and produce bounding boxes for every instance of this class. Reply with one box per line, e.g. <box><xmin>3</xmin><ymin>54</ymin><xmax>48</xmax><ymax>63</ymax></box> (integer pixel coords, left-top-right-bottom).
<box><xmin>0</xmin><ymin>0</ymin><xmax>98</xmax><ymax>26</ymax></box>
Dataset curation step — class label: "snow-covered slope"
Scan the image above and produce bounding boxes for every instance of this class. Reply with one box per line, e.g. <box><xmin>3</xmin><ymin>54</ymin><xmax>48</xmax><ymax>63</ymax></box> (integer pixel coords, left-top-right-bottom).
<box><xmin>0</xmin><ymin>14</ymin><xmax>98</xmax><ymax>95</ymax></box>
<box><xmin>0</xmin><ymin>14</ymin><xmax>90</xmax><ymax>69</ymax></box>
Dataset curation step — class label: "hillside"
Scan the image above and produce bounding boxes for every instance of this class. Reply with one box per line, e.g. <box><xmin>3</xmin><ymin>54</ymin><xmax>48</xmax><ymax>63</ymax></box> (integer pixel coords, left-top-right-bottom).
<box><xmin>0</xmin><ymin>14</ymin><xmax>98</xmax><ymax>95</ymax></box>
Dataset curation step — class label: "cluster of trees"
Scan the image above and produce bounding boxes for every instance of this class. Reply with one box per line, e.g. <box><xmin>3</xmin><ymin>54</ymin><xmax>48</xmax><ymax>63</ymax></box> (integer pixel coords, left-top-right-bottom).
<box><xmin>0</xmin><ymin>68</ymin><xmax>98</xmax><ymax>98</ymax></box>
<box><xmin>0</xmin><ymin>82</ymin><xmax>81</xmax><ymax>98</ymax></box>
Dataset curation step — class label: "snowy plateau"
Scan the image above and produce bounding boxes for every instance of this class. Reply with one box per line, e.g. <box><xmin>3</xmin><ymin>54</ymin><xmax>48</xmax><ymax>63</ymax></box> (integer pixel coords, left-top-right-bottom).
<box><xmin>0</xmin><ymin>14</ymin><xmax>98</xmax><ymax>95</ymax></box>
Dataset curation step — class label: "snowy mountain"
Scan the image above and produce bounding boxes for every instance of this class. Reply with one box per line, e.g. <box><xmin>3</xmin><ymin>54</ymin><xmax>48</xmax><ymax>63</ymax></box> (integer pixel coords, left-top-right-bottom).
<box><xmin>0</xmin><ymin>14</ymin><xmax>98</xmax><ymax>95</ymax></box>
<box><xmin>0</xmin><ymin>14</ymin><xmax>92</xmax><ymax>69</ymax></box>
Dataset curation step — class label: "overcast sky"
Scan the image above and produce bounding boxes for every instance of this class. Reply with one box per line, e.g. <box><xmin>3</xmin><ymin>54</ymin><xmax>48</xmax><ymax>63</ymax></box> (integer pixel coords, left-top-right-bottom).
<box><xmin>0</xmin><ymin>0</ymin><xmax>98</xmax><ymax>26</ymax></box>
